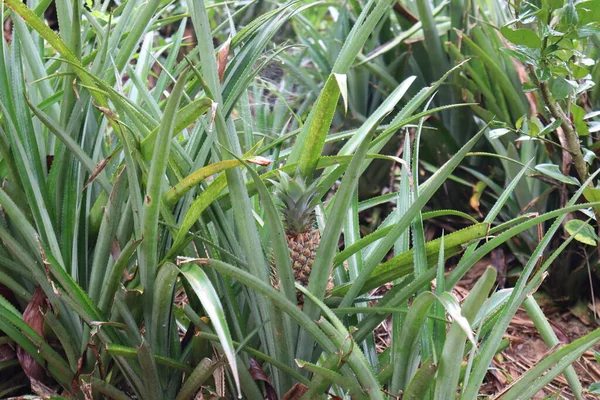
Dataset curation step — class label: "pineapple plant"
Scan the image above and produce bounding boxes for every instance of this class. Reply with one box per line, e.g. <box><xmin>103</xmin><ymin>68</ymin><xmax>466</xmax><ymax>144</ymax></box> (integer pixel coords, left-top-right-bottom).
<box><xmin>271</xmin><ymin>171</ymin><xmax>329</xmax><ymax>305</ymax></box>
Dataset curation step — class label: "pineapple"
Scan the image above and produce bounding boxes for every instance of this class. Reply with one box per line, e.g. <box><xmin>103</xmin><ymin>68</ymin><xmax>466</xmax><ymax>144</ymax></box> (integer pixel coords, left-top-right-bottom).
<box><xmin>272</xmin><ymin>172</ymin><xmax>327</xmax><ymax>305</ymax></box>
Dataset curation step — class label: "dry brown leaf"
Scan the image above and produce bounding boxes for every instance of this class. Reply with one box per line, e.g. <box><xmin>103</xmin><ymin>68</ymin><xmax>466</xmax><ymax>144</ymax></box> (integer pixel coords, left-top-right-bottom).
<box><xmin>392</xmin><ymin>2</ymin><xmax>418</xmax><ymax>23</ymax></box>
<box><xmin>17</xmin><ymin>287</ymin><xmax>47</xmax><ymax>383</ymax></box>
<box><xmin>72</xmin><ymin>78</ymin><xmax>80</xmax><ymax>103</ymax></box>
<box><xmin>217</xmin><ymin>39</ymin><xmax>231</xmax><ymax>84</ymax></box>
<box><xmin>110</xmin><ymin>238</ymin><xmax>121</xmax><ymax>260</ymax></box>
<box><xmin>569</xmin><ymin>300</ymin><xmax>593</xmax><ymax>326</ymax></box>
<box><xmin>281</xmin><ymin>383</ymin><xmax>309</xmax><ymax>400</ymax></box>
<box><xmin>93</xmin><ymin>104</ymin><xmax>118</xmax><ymax>121</ymax></box>
<box><xmin>208</xmin><ymin>100</ymin><xmax>217</xmax><ymax>132</ymax></box>
<box><xmin>83</xmin><ymin>155</ymin><xmax>114</xmax><ymax>190</ymax></box>
<box><xmin>548</xmin><ymin>319</ymin><xmax>570</xmax><ymax>344</ymax></box>
<box><xmin>0</xmin><ymin>343</ymin><xmax>16</xmax><ymax>362</ymax></box>
<box><xmin>46</xmin><ymin>155</ymin><xmax>55</xmax><ymax>172</ymax></box>
<box><xmin>3</xmin><ymin>16</ymin><xmax>13</xmax><ymax>44</ymax></box>
<box><xmin>30</xmin><ymin>378</ymin><xmax>57</xmax><ymax>398</ymax></box>
<box><xmin>247</xmin><ymin>156</ymin><xmax>272</xmax><ymax>166</ymax></box>
<box><xmin>248</xmin><ymin>358</ymin><xmax>277</xmax><ymax>400</ymax></box>
<box><xmin>80</xmin><ymin>379</ymin><xmax>93</xmax><ymax>400</ymax></box>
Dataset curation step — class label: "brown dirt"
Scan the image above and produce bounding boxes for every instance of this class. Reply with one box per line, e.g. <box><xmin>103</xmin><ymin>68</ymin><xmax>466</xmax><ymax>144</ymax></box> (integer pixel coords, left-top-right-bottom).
<box><xmin>457</xmin><ymin>260</ymin><xmax>600</xmax><ymax>399</ymax></box>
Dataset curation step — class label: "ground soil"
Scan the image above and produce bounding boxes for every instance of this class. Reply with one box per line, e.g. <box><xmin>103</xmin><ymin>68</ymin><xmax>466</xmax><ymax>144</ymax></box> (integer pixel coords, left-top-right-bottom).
<box><xmin>458</xmin><ymin>261</ymin><xmax>600</xmax><ymax>399</ymax></box>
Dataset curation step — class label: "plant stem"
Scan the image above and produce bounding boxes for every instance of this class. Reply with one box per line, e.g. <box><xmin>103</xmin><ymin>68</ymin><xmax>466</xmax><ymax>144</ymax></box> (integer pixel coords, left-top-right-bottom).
<box><xmin>538</xmin><ymin>80</ymin><xmax>589</xmax><ymax>186</ymax></box>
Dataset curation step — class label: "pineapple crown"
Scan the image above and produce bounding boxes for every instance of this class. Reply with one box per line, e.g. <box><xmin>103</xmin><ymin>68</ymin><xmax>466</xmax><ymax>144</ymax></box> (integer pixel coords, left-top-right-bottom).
<box><xmin>271</xmin><ymin>171</ymin><xmax>321</xmax><ymax>235</ymax></box>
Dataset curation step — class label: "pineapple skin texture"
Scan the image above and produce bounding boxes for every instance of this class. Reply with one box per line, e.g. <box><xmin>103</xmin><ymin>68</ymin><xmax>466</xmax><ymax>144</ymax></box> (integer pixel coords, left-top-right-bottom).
<box><xmin>286</xmin><ymin>230</ymin><xmax>333</xmax><ymax>305</ymax></box>
<box><xmin>287</xmin><ymin>230</ymin><xmax>319</xmax><ymax>306</ymax></box>
<box><xmin>287</xmin><ymin>230</ymin><xmax>320</xmax><ymax>288</ymax></box>
<box><xmin>271</xmin><ymin>171</ymin><xmax>333</xmax><ymax>305</ymax></box>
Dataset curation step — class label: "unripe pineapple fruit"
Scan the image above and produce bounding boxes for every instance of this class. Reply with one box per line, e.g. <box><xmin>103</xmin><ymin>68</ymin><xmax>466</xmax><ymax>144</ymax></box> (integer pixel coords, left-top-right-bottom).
<box><xmin>271</xmin><ymin>172</ymin><xmax>328</xmax><ymax>305</ymax></box>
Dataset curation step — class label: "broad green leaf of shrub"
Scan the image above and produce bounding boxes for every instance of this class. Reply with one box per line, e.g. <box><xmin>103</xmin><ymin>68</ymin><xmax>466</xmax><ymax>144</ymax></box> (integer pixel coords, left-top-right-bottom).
<box><xmin>500</xmin><ymin>46</ymin><xmax>541</xmax><ymax>65</ymax></box>
<box><xmin>535</xmin><ymin>163</ymin><xmax>580</xmax><ymax>185</ymax></box>
<box><xmin>583</xmin><ymin>148</ymin><xmax>597</xmax><ymax>164</ymax></box>
<box><xmin>536</xmin><ymin>66</ymin><xmax>552</xmax><ymax>82</ymax></box>
<box><xmin>584</xmin><ymin>188</ymin><xmax>600</xmax><ymax>215</ymax></box>
<box><xmin>546</xmin><ymin>0</ymin><xmax>566</xmax><ymax>10</ymax></box>
<box><xmin>522</xmin><ymin>81</ymin><xmax>538</xmax><ymax>92</ymax></box>
<box><xmin>500</xmin><ymin>26</ymin><xmax>542</xmax><ymax>48</ymax></box>
<box><xmin>565</xmin><ymin>219</ymin><xmax>598</xmax><ymax>245</ymax></box>
<box><xmin>538</xmin><ymin>119</ymin><xmax>562</xmax><ymax>137</ymax></box>
<box><xmin>549</xmin><ymin>76</ymin><xmax>576</xmax><ymax>99</ymax></box>
<box><xmin>576</xmin><ymin>0</ymin><xmax>600</xmax><ymax>24</ymax></box>
<box><xmin>559</xmin><ymin>0</ymin><xmax>579</xmax><ymax>27</ymax></box>
<box><xmin>571</xmin><ymin>60</ymin><xmax>590</xmax><ymax>79</ymax></box>
<box><xmin>590</xmin><ymin>382</ymin><xmax>600</xmax><ymax>394</ymax></box>
<box><xmin>572</xmin><ymin>104</ymin><xmax>590</xmax><ymax>136</ymax></box>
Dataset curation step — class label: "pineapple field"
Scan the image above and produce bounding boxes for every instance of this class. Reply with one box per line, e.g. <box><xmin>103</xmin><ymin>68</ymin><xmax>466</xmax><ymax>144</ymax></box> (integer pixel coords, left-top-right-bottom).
<box><xmin>1</xmin><ymin>0</ymin><xmax>600</xmax><ymax>399</ymax></box>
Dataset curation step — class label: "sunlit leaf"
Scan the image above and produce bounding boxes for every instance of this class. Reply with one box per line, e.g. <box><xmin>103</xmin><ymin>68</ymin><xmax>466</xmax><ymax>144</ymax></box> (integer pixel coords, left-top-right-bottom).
<box><xmin>488</xmin><ymin>128</ymin><xmax>511</xmax><ymax>139</ymax></box>
<box><xmin>565</xmin><ymin>219</ymin><xmax>598</xmax><ymax>246</ymax></box>
<box><xmin>438</xmin><ymin>292</ymin><xmax>475</xmax><ymax>345</ymax></box>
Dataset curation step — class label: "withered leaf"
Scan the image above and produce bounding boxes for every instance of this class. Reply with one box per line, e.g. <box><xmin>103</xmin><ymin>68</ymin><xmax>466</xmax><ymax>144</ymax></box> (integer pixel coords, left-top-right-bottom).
<box><xmin>281</xmin><ymin>383</ymin><xmax>309</xmax><ymax>400</ymax></box>
<box><xmin>0</xmin><ymin>344</ymin><xmax>16</xmax><ymax>363</ymax></box>
<box><xmin>217</xmin><ymin>39</ymin><xmax>231</xmax><ymax>84</ymax></box>
<box><xmin>30</xmin><ymin>377</ymin><xmax>57</xmax><ymax>397</ymax></box>
<box><xmin>17</xmin><ymin>287</ymin><xmax>47</xmax><ymax>383</ymax></box>
<box><xmin>83</xmin><ymin>154</ymin><xmax>114</xmax><ymax>190</ymax></box>
<box><xmin>248</xmin><ymin>358</ymin><xmax>277</xmax><ymax>400</ymax></box>
<box><xmin>247</xmin><ymin>156</ymin><xmax>272</xmax><ymax>166</ymax></box>
<box><xmin>110</xmin><ymin>237</ymin><xmax>121</xmax><ymax>260</ymax></box>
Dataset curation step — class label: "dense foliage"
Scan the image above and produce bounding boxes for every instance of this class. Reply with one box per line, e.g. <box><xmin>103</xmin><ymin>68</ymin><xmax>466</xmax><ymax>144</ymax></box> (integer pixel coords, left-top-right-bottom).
<box><xmin>0</xmin><ymin>0</ymin><xmax>599</xmax><ymax>399</ymax></box>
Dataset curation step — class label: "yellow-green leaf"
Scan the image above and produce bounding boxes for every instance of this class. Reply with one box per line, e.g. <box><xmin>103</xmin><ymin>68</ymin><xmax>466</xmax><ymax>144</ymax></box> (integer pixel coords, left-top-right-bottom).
<box><xmin>565</xmin><ymin>219</ymin><xmax>598</xmax><ymax>246</ymax></box>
